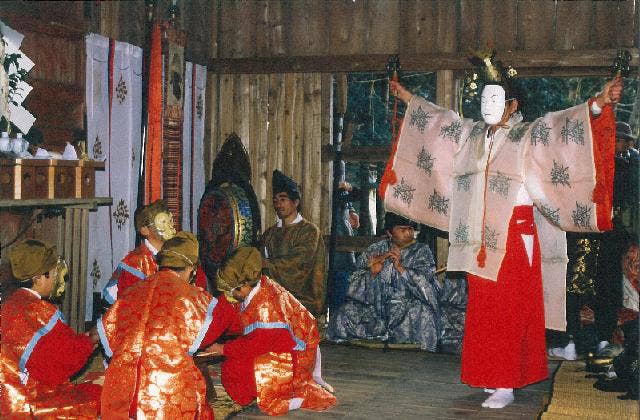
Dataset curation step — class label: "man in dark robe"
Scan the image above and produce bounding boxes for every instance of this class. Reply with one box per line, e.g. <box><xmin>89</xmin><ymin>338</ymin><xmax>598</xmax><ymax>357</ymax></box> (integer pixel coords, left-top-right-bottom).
<box><xmin>260</xmin><ymin>170</ymin><xmax>327</xmax><ymax>318</ymax></box>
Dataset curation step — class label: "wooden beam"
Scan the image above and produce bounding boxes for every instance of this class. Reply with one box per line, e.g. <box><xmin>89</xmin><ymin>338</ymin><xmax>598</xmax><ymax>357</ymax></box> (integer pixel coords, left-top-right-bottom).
<box><xmin>329</xmin><ymin>235</ymin><xmax>385</xmax><ymax>253</ymax></box>
<box><xmin>0</xmin><ymin>197</ymin><xmax>112</xmax><ymax>209</ymax></box>
<box><xmin>322</xmin><ymin>144</ymin><xmax>391</xmax><ymax>163</ymax></box>
<box><xmin>1</xmin><ymin>11</ymin><xmax>88</xmax><ymax>40</ymax></box>
<box><xmin>210</xmin><ymin>49</ymin><xmax>639</xmax><ymax>74</ymax></box>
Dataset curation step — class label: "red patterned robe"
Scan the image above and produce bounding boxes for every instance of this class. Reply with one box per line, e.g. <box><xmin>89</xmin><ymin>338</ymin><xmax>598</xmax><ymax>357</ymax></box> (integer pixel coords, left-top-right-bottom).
<box><xmin>98</xmin><ymin>269</ymin><xmax>240</xmax><ymax>419</ymax></box>
<box><xmin>0</xmin><ymin>288</ymin><xmax>101</xmax><ymax>418</ymax></box>
<box><xmin>221</xmin><ymin>276</ymin><xmax>336</xmax><ymax>416</ymax></box>
<box><xmin>102</xmin><ymin>241</ymin><xmax>208</xmax><ymax>304</ymax></box>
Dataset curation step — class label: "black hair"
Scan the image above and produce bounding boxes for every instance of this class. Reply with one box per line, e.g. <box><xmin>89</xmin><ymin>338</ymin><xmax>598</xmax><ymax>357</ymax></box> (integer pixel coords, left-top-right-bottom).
<box><xmin>504</xmin><ymin>79</ymin><xmax>525</xmax><ymax>115</ymax></box>
<box><xmin>14</xmin><ymin>266</ymin><xmax>56</xmax><ymax>289</ymax></box>
<box><xmin>15</xmin><ymin>278</ymin><xmax>34</xmax><ymax>288</ymax></box>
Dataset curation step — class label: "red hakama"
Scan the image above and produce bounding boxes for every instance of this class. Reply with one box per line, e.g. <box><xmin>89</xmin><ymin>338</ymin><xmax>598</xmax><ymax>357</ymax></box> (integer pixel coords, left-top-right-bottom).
<box><xmin>461</xmin><ymin>205</ymin><xmax>548</xmax><ymax>388</ymax></box>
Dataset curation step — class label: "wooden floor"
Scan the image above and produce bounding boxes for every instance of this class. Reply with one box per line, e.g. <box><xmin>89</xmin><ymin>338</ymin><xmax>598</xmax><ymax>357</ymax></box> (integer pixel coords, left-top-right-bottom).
<box><xmin>229</xmin><ymin>343</ymin><xmax>560</xmax><ymax>419</ymax></box>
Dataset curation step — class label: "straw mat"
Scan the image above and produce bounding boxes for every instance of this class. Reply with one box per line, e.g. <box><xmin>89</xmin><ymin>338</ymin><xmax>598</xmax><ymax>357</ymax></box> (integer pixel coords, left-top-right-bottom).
<box><xmin>541</xmin><ymin>360</ymin><xmax>638</xmax><ymax>419</ymax></box>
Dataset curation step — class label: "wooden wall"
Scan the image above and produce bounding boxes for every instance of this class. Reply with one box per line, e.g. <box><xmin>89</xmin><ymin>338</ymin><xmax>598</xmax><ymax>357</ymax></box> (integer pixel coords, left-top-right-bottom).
<box><xmin>64</xmin><ymin>1</ymin><xmax>640</xmax><ymax>64</ymax></box>
<box><xmin>206</xmin><ymin>72</ymin><xmax>333</xmax><ymax>233</ymax></box>
<box><xmin>211</xmin><ymin>0</ymin><xmax>639</xmax><ymax>72</ymax></box>
<box><xmin>1</xmin><ymin>2</ymin><xmax>88</xmax><ymax>152</ymax></box>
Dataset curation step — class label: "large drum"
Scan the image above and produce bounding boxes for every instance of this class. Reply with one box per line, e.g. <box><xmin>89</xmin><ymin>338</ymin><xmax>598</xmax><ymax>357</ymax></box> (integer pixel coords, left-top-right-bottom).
<box><xmin>198</xmin><ymin>179</ymin><xmax>260</xmax><ymax>286</ymax></box>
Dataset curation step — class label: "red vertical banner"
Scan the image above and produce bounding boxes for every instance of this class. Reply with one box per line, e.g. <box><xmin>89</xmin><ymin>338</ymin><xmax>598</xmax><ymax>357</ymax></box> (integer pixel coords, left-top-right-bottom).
<box><xmin>144</xmin><ymin>23</ymin><xmax>163</xmax><ymax>204</ymax></box>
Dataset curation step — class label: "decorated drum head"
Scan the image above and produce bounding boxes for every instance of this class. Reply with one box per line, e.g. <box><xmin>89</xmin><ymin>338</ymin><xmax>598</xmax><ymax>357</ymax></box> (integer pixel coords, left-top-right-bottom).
<box><xmin>198</xmin><ymin>180</ymin><xmax>260</xmax><ymax>285</ymax></box>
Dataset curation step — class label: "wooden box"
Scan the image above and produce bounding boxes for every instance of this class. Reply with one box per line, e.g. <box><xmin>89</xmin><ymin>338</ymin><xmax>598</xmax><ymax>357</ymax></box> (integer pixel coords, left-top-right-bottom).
<box><xmin>0</xmin><ymin>158</ymin><xmax>20</xmax><ymax>199</ymax></box>
<box><xmin>76</xmin><ymin>160</ymin><xmax>103</xmax><ymax>198</ymax></box>
<box><xmin>23</xmin><ymin>159</ymin><xmax>54</xmax><ymax>199</ymax></box>
<box><xmin>53</xmin><ymin>160</ymin><xmax>77</xmax><ymax>198</ymax></box>
<box><xmin>0</xmin><ymin>158</ymin><xmax>105</xmax><ymax>200</ymax></box>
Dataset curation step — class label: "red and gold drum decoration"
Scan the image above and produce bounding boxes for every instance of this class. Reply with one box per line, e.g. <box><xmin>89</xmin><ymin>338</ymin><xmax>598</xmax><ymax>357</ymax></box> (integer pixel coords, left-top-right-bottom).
<box><xmin>198</xmin><ymin>181</ymin><xmax>257</xmax><ymax>283</ymax></box>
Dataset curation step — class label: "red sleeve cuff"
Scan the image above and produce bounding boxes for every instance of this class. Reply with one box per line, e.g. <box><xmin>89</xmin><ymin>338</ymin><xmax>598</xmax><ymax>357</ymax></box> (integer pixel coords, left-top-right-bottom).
<box><xmin>223</xmin><ymin>328</ymin><xmax>295</xmax><ymax>359</ymax></box>
<box><xmin>199</xmin><ymin>295</ymin><xmax>242</xmax><ymax>349</ymax></box>
<box><xmin>588</xmin><ymin>97</ymin><xmax>615</xmax><ymax>231</ymax></box>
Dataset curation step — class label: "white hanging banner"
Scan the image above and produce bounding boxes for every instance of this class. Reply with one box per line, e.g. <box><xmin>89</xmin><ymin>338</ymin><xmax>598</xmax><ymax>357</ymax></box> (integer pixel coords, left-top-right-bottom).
<box><xmin>181</xmin><ymin>62</ymin><xmax>207</xmax><ymax>232</ymax></box>
<box><xmin>85</xmin><ymin>33</ymin><xmax>142</xmax><ymax>320</ymax></box>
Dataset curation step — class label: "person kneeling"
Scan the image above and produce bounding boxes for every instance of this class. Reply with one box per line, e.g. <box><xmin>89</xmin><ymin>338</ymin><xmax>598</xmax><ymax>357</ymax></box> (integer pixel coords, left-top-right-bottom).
<box><xmin>210</xmin><ymin>247</ymin><xmax>336</xmax><ymax>416</ymax></box>
<box><xmin>98</xmin><ymin>232</ymin><xmax>240</xmax><ymax>419</ymax></box>
<box><xmin>1</xmin><ymin>240</ymin><xmax>101</xmax><ymax>418</ymax></box>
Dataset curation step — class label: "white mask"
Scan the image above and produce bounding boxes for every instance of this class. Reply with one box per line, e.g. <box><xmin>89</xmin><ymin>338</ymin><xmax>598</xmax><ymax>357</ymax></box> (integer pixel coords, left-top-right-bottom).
<box><xmin>480</xmin><ymin>84</ymin><xmax>506</xmax><ymax>125</ymax></box>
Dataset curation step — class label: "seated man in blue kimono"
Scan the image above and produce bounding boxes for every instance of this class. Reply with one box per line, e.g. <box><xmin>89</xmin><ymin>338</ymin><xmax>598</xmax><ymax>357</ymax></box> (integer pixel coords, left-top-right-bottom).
<box><xmin>328</xmin><ymin>212</ymin><xmax>440</xmax><ymax>351</ymax></box>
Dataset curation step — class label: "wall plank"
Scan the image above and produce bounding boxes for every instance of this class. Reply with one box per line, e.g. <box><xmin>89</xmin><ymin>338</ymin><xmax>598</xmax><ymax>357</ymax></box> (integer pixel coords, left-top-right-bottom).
<box><xmin>273</xmin><ymin>75</ymin><xmax>286</xmax><ymax>173</ymax></box>
<box><xmin>592</xmin><ymin>0</ymin><xmax>637</xmax><ymax>49</ymax></box>
<box><xmin>117</xmin><ymin>0</ymin><xmax>145</xmax><ymax>47</ymax></box>
<box><xmin>327</xmin><ymin>0</ymin><xmax>368</xmax><ymax>55</ymax></box>
<box><xmin>400</xmin><ymin>0</ymin><xmax>438</xmax><ymax>55</ymax></box>
<box><xmin>250</xmin><ymin>75</ymin><xmax>270</xmax><ymax>231</ymax></box>
<box><xmin>436</xmin><ymin>0</ymin><xmax>457</xmax><ymax>53</ymax></box>
<box><xmin>220</xmin><ymin>0</ymin><xmax>255</xmax><ymax>58</ymax></box>
<box><xmin>288</xmin><ymin>0</ymin><xmax>328</xmax><ymax>56</ymax></box>
<box><xmin>265</xmin><ymin>74</ymin><xmax>279</xmax><ymax>224</ymax></box>
<box><xmin>320</xmin><ymin>73</ymin><xmax>333</xmax><ymax>234</ymax></box>
<box><xmin>99</xmin><ymin>1</ymin><xmax>120</xmax><ymax>41</ymax></box>
<box><xmin>184</xmin><ymin>0</ymin><xmax>213</xmax><ymax>64</ymax></box>
<box><xmin>555</xmin><ymin>0</ymin><xmax>592</xmax><ymax>51</ymax></box>
<box><xmin>282</xmin><ymin>73</ymin><xmax>296</xmax><ymax>178</ymax></box>
<box><xmin>517</xmin><ymin>0</ymin><xmax>556</xmax><ymax>51</ymax></box>
<box><xmin>307</xmin><ymin>74</ymin><xmax>323</xmax><ymax>224</ymax></box>
<box><xmin>482</xmin><ymin>0</ymin><xmax>517</xmax><ymax>52</ymax></box>
<box><xmin>301</xmin><ymin>74</ymin><xmax>314</xmax><ymax>224</ymax></box>
<box><xmin>204</xmin><ymin>72</ymin><xmax>219</xmax><ymax>182</ymax></box>
<box><xmin>292</xmin><ymin>73</ymin><xmax>305</xmax><ymax>187</ymax></box>
<box><xmin>458</xmin><ymin>0</ymin><xmax>480</xmax><ymax>52</ymax></box>
<box><xmin>255</xmin><ymin>0</ymin><xmax>286</xmax><ymax>57</ymax></box>
<box><xmin>614</xmin><ymin>0</ymin><xmax>638</xmax><ymax>48</ymax></box>
<box><xmin>218</xmin><ymin>74</ymin><xmax>235</xmax><ymax>144</ymax></box>
<box><xmin>234</xmin><ymin>74</ymin><xmax>251</xmax><ymax>150</ymax></box>
<box><xmin>366</xmin><ymin>0</ymin><xmax>400</xmax><ymax>54</ymax></box>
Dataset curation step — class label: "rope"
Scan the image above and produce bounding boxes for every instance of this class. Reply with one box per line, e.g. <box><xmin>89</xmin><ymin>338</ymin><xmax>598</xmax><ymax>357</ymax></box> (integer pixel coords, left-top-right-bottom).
<box><xmin>476</xmin><ymin>133</ymin><xmax>495</xmax><ymax>268</ymax></box>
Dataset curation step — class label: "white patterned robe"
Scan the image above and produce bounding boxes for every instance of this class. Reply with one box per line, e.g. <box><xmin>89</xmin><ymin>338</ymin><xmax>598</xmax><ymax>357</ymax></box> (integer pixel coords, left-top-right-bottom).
<box><xmin>383</xmin><ymin>96</ymin><xmax>614</xmax><ymax>331</ymax></box>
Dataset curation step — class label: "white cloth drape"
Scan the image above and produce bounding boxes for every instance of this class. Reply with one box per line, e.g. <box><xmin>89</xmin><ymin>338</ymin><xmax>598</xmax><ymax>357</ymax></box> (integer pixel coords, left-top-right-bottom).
<box><xmin>181</xmin><ymin>62</ymin><xmax>206</xmax><ymax>232</ymax></box>
<box><xmin>85</xmin><ymin>34</ymin><xmax>142</xmax><ymax>320</ymax></box>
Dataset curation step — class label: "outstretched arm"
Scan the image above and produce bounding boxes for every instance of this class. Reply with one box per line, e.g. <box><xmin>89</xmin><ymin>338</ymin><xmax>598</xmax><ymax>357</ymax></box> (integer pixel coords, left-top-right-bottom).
<box><xmin>594</xmin><ymin>76</ymin><xmax>623</xmax><ymax>110</ymax></box>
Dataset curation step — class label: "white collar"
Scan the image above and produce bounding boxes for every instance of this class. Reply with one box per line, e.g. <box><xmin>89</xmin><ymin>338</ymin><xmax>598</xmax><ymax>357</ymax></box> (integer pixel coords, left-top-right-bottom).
<box><xmin>145</xmin><ymin>239</ymin><xmax>159</xmax><ymax>256</ymax></box>
<box><xmin>21</xmin><ymin>287</ymin><xmax>41</xmax><ymax>299</ymax></box>
<box><xmin>276</xmin><ymin>213</ymin><xmax>303</xmax><ymax>228</ymax></box>
<box><xmin>240</xmin><ymin>280</ymin><xmax>261</xmax><ymax>312</ymax></box>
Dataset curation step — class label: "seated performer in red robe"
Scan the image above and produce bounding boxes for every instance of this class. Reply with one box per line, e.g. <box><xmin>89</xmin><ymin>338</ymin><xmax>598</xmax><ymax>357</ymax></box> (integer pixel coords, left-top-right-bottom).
<box><xmin>210</xmin><ymin>247</ymin><xmax>336</xmax><ymax>416</ymax></box>
<box><xmin>102</xmin><ymin>199</ymin><xmax>207</xmax><ymax>304</ymax></box>
<box><xmin>1</xmin><ymin>240</ymin><xmax>101</xmax><ymax>418</ymax></box>
<box><xmin>98</xmin><ymin>231</ymin><xmax>241</xmax><ymax>419</ymax></box>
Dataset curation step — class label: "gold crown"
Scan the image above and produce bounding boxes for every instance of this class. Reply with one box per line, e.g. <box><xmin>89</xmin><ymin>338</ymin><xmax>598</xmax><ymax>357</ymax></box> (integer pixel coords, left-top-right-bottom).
<box><xmin>465</xmin><ymin>47</ymin><xmax>517</xmax><ymax>97</ymax></box>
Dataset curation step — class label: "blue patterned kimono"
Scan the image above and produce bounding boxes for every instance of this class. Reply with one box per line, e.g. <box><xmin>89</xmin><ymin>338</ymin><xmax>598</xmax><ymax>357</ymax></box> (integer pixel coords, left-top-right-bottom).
<box><xmin>327</xmin><ymin>239</ymin><xmax>440</xmax><ymax>351</ymax></box>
